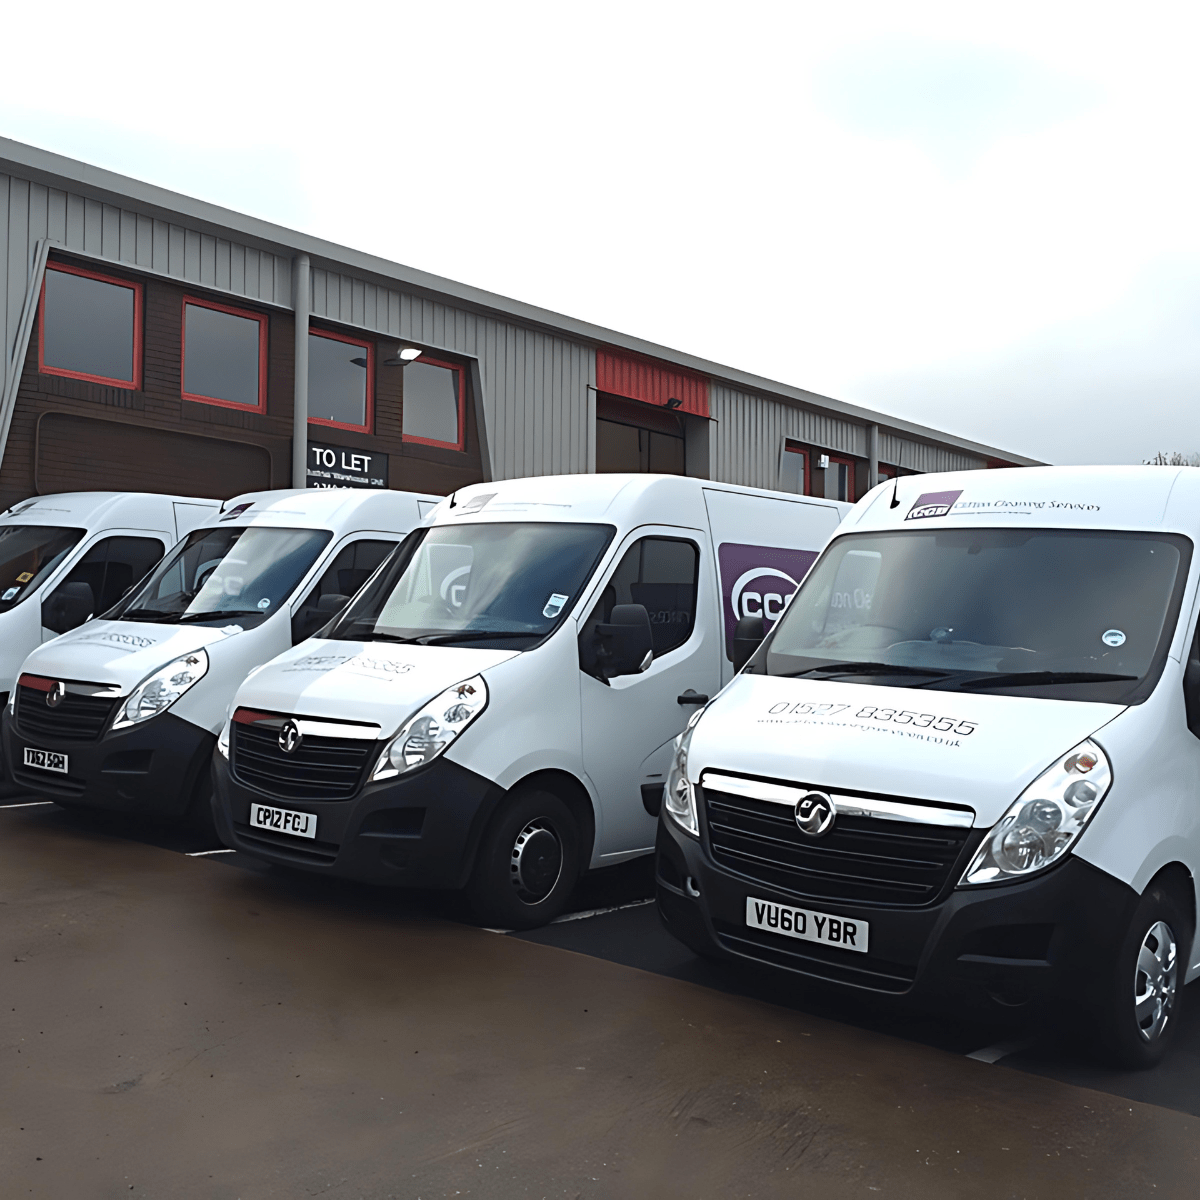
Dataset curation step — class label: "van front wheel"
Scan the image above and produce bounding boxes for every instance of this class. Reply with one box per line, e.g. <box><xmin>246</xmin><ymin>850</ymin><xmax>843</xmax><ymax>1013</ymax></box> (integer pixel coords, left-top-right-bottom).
<box><xmin>1093</xmin><ymin>880</ymin><xmax>1190</xmax><ymax>1069</ymax></box>
<box><xmin>467</xmin><ymin>789</ymin><xmax>581</xmax><ymax>930</ymax></box>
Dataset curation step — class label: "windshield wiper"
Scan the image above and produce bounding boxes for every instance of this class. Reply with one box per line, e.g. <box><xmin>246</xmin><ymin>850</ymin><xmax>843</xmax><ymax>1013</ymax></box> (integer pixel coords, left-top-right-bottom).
<box><xmin>783</xmin><ymin>661</ymin><xmax>954</xmax><ymax>679</ymax></box>
<box><xmin>119</xmin><ymin>609</ymin><xmax>182</xmax><ymax>622</ymax></box>
<box><xmin>413</xmin><ymin>630</ymin><xmax>539</xmax><ymax>646</ymax></box>
<box><xmin>958</xmin><ymin>671</ymin><xmax>1138</xmax><ymax>691</ymax></box>
<box><xmin>176</xmin><ymin>609</ymin><xmax>264</xmax><ymax>623</ymax></box>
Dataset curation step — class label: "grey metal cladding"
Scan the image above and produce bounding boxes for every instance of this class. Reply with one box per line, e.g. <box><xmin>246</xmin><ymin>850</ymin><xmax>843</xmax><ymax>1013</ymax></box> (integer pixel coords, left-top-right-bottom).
<box><xmin>878</xmin><ymin>433</ymin><xmax>984</xmax><ymax>474</ymax></box>
<box><xmin>710</xmin><ymin>383</ymin><xmax>866</xmax><ymax>488</ymax></box>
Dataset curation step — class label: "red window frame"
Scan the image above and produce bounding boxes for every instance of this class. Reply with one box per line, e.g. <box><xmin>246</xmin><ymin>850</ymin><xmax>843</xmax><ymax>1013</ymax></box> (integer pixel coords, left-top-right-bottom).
<box><xmin>38</xmin><ymin>261</ymin><xmax>144</xmax><ymax>390</ymax></box>
<box><xmin>782</xmin><ymin>440</ymin><xmax>810</xmax><ymax>495</ymax></box>
<box><xmin>401</xmin><ymin>354</ymin><xmax>467</xmax><ymax>452</ymax></box>
<box><xmin>825</xmin><ymin>454</ymin><xmax>857</xmax><ymax>503</ymax></box>
<box><xmin>180</xmin><ymin>294</ymin><xmax>268</xmax><ymax>413</ymax></box>
<box><xmin>308</xmin><ymin>327</ymin><xmax>375</xmax><ymax>434</ymax></box>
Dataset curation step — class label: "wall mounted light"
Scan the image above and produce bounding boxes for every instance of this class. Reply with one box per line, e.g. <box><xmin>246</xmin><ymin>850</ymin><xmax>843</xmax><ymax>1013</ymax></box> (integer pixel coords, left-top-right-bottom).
<box><xmin>383</xmin><ymin>346</ymin><xmax>424</xmax><ymax>367</ymax></box>
<box><xmin>665</xmin><ymin>397</ymin><xmax>683</xmax><ymax>410</ymax></box>
<box><xmin>817</xmin><ymin>454</ymin><xmax>830</xmax><ymax>469</ymax></box>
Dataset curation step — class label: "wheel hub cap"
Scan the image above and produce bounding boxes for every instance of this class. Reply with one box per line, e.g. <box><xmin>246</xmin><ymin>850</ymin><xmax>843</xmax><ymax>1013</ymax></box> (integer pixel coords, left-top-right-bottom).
<box><xmin>509</xmin><ymin>819</ymin><xmax>563</xmax><ymax>904</ymax></box>
<box><xmin>1134</xmin><ymin>919</ymin><xmax>1178</xmax><ymax>1043</ymax></box>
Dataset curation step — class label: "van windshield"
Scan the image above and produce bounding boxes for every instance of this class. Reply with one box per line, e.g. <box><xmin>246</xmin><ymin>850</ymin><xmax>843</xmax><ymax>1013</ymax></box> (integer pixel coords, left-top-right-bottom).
<box><xmin>328</xmin><ymin>522</ymin><xmax>615</xmax><ymax>648</ymax></box>
<box><xmin>0</xmin><ymin>525</ymin><xmax>86</xmax><ymax>612</ymax></box>
<box><xmin>761</xmin><ymin>528</ymin><xmax>1191</xmax><ymax>703</ymax></box>
<box><xmin>111</xmin><ymin>526</ymin><xmax>332</xmax><ymax>627</ymax></box>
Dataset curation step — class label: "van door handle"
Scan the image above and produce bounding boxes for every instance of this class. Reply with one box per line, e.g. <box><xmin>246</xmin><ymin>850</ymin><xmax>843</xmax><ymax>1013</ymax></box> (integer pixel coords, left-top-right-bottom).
<box><xmin>677</xmin><ymin>690</ymin><xmax>709</xmax><ymax>705</ymax></box>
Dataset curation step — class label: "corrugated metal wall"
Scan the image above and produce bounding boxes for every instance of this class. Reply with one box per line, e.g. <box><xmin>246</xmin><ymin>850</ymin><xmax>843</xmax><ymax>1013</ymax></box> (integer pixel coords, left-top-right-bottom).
<box><xmin>2</xmin><ymin>166</ymin><xmax>987</xmax><ymax>488</ymax></box>
<box><xmin>710</xmin><ymin>383</ymin><xmax>984</xmax><ymax>488</ymax></box>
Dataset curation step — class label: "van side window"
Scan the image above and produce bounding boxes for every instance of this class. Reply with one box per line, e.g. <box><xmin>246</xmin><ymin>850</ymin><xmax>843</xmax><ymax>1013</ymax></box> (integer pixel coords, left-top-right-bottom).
<box><xmin>42</xmin><ymin>535</ymin><xmax>166</xmax><ymax>633</ymax></box>
<box><xmin>291</xmin><ymin>539</ymin><xmax>396</xmax><ymax>644</ymax></box>
<box><xmin>579</xmin><ymin>537</ymin><xmax>699</xmax><ymax>677</ymax></box>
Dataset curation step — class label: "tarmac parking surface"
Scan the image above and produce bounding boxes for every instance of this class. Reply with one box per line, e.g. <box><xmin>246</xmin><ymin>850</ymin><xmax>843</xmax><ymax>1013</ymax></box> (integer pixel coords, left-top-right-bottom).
<box><xmin>4</xmin><ymin>798</ymin><xmax>1200</xmax><ymax>1197</ymax></box>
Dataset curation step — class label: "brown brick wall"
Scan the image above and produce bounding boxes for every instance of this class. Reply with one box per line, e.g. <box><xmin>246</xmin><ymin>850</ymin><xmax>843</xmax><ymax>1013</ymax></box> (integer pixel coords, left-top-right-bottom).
<box><xmin>0</xmin><ymin>254</ymin><xmax>485</xmax><ymax>509</ymax></box>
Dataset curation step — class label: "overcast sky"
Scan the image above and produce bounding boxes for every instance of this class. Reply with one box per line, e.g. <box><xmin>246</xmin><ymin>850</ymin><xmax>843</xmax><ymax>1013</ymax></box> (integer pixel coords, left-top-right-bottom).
<box><xmin>4</xmin><ymin>0</ymin><xmax>1198</xmax><ymax>466</ymax></box>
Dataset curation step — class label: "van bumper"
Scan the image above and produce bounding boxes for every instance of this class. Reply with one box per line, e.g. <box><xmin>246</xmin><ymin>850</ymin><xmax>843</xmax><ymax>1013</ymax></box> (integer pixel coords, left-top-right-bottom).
<box><xmin>211</xmin><ymin>752</ymin><xmax>507</xmax><ymax>888</ymax></box>
<box><xmin>655</xmin><ymin>812</ymin><xmax>1139</xmax><ymax>1009</ymax></box>
<box><xmin>1</xmin><ymin>708</ymin><xmax>215</xmax><ymax>819</ymax></box>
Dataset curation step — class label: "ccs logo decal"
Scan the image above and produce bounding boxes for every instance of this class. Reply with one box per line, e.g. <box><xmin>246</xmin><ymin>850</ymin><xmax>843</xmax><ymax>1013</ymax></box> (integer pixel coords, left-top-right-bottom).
<box><xmin>717</xmin><ymin>544</ymin><xmax>819</xmax><ymax>662</ymax></box>
<box><xmin>905</xmin><ymin>490</ymin><xmax>962</xmax><ymax>521</ymax></box>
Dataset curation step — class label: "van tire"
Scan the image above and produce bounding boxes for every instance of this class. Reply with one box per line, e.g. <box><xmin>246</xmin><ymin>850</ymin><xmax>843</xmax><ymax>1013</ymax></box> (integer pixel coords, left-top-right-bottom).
<box><xmin>467</xmin><ymin>788</ymin><xmax>581</xmax><ymax>930</ymax></box>
<box><xmin>1093</xmin><ymin>880</ymin><xmax>1191</xmax><ymax>1069</ymax></box>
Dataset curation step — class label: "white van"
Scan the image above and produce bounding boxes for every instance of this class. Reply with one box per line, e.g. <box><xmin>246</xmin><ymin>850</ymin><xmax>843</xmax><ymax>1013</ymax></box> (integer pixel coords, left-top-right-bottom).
<box><xmin>0</xmin><ymin>491</ymin><xmax>217</xmax><ymax>705</ymax></box>
<box><xmin>209</xmin><ymin>474</ymin><xmax>848</xmax><ymax>926</ymax></box>
<box><xmin>656</xmin><ymin>465</ymin><xmax>1200</xmax><ymax>1067</ymax></box>
<box><xmin>2</xmin><ymin>488</ymin><xmax>437</xmax><ymax>824</ymax></box>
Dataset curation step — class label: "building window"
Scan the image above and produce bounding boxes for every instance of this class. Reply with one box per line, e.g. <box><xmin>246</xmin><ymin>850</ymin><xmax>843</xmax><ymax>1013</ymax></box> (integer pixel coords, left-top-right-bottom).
<box><xmin>402</xmin><ymin>356</ymin><xmax>466</xmax><ymax>450</ymax></box>
<box><xmin>822</xmin><ymin>454</ymin><xmax>856</xmax><ymax>503</ymax></box>
<box><xmin>38</xmin><ymin>262</ymin><xmax>143</xmax><ymax>389</ymax></box>
<box><xmin>309</xmin><ymin>328</ymin><xmax>373</xmax><ymax>432</ymax></box>
<box><xmin>181</xmin><ymin>296</ymin><xmax>267</xmax><ymax>412</ymax></box>
<box><xmin>778</xmin><ymin>440</ymin><xmax>809</xmax><ymax>494</ymax></box>
<box><xmin>595</xmin><ymin>394</ymin><xmax>686</xmax><ymax>475</ymax></box>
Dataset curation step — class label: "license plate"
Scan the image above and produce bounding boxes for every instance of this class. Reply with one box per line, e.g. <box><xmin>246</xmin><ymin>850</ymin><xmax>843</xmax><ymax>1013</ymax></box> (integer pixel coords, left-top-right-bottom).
<box><xmin>24</xmin><ymin>747</ymin><xmax>68</xmax><ymax>774</ymax></box>
<box><xmin>746</xmin><ymin>895</ymin><xmax>869</xmax><ymax>953</ymax></box>
<box><xmin>249</xmin><ymin>803</ymin><xmax>317</xmax><ymax>840</ymax></box>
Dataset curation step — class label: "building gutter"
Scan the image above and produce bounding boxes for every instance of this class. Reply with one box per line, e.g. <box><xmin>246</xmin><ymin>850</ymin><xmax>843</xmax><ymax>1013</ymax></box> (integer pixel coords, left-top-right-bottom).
<box><xmin>292</xmin><ymin>254</ymin><xmax>310</xmax><ymax>488</ymax></box>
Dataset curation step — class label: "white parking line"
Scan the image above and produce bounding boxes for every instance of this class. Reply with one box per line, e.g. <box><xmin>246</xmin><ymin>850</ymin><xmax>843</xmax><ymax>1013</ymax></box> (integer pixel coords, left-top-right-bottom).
<box><xmin>186</xmin><ymin>848</ymin><xmax>236</xmax><ymax>856</ymax></box>
<box><xmin>966</xmin><ymin>1037</ymin><xmax>1033</xmax><ymax>1064</ymax></box>
<box><xmin>550</xmin><ymin>898</ymin><xmax>656</xmax><ymax>924</ymax></box>
<box><xmin>0</xmin><ymin>801</ymin><xmax>54</xmax><ymax>809</ymax></box>
<box><xmin>484</xmin><ymin>896</ymin><xmax>656</xmax><ymax>935</ymax></box>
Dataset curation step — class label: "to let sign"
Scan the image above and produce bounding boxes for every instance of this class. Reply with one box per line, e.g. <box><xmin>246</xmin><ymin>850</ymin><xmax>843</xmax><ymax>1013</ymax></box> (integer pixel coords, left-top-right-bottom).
<box><xmin>306</xmin><ymin>440</ymin><xmax>389</xmax><ymax>489</ymax></box>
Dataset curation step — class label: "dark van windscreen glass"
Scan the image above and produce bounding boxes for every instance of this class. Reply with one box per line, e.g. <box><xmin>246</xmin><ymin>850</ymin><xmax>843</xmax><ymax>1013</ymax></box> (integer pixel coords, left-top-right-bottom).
<box><xmin>331</xmin><ymin>523</ymin><xmax>614</xmax><ymax>645</ymax></box>
<box><xmin>0</xmin><ymin>525</ymin><xmax>86</xmax><ymax>612</ymax></box>
<box><xmin>113</xmin><ymin>527</ymin><xmax>332</xmax><ymax>625</ymax></box>
<box><xmin>765</xmin><ymin>528</ymin><xmax>1189</xmax><ymax>701</ymax></box>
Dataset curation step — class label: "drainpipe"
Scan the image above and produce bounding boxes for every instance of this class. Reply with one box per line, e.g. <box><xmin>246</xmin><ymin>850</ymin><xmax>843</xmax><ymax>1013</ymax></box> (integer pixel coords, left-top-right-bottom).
<box><xmin>291</xmin><ymin>254</ymin><xmax>311</xmax><ymax>489</ymax></box>
<box><xmin>868</xmin><ymin>423</ymin><xmax>880</xmax><ymax>490</ymax></box>
<box><xmin>0</xmin><ymin>238</ymin><xmax>51</xmax><ymax>469</ymax></box>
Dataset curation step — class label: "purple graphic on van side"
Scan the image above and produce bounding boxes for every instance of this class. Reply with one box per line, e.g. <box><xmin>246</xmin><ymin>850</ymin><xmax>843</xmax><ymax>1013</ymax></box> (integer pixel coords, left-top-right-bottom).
<box><xmin>905</xmin><ymin>490</ymin><xmax>963</xmax><ymax>520</ymax></box>
<box><xmin>718</xmin><ymin>543</ymin><xmax>818</xmax><ymax>661</ymax></box>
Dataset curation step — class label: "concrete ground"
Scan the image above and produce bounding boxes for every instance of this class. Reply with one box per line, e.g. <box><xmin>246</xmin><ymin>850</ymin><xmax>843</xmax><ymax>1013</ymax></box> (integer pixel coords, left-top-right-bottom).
<box><xmin>3</xmin><ymin>802</ymin><xmax>1200</xmax><ymax>1198</ymax></box>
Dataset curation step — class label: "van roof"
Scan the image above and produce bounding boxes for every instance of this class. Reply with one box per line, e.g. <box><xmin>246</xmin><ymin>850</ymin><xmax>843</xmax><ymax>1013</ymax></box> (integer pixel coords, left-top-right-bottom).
<box><xmin>846</xmin><ymin>465</ymin><xmax>1200</xmax><ymax>534</ymax></box>
<box><xmin>0</xmin><ymin>491</ymin><xmax>212</xmax><ymax>530</ymax></box>
<box><xmin>426</xmin><ymin>473</ymin><xmax>847</xmax><ymax>530</ymax></box>
<box><xmin>216</xmin><ymin>488</ymin><xmax>442</xmax><ymax>531</ymax></box>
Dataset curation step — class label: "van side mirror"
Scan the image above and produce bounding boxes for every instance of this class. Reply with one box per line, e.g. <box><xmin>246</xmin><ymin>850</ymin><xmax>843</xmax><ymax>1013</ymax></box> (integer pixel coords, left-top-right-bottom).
<box><xmin>42</xmin><ymin>582</ymin><xmax>95</xmax><ymax>634</ymax></box>
<box><xmin>733</xmin><ymin>615</ymin><xmax>766</xmax><ymax>672</ymax></box>
<box><xmin>595</xmin><ymin>604</ymin><xmax>654</xmax><ymax>679</ymax></box>
<box><xmin>292</xmin><ymin>593</ymin><xmax>350</xmax><ymax>644</ymax></box>
<box><xmin>1185</xmin><ymin>656</ymin><xmax>1200</xmax><ymax>738</ymax></box>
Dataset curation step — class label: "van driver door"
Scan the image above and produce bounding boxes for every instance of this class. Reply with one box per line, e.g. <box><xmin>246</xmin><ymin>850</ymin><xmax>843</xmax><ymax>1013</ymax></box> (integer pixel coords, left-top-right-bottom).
<box><xmin>577</xmin><ymin>528</ymin><xmax>721</xmax><ymax>863</ymax></box>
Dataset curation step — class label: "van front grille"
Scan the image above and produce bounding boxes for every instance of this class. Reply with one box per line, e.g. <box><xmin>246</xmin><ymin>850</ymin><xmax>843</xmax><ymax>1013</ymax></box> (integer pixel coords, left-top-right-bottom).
<box><xmin>15</xmin><ymin>685</ymin><xmax>118</xmax><ymax>743</ymax></box>
<box><xmin>703</xmin><ymin>782</ymin><xmax>977</xmax><ymax>908</ymax></box>
<box><xmin>231</xmin><ymin>720</ymin><xmax>376</xmax><ymax>802</ymax></box>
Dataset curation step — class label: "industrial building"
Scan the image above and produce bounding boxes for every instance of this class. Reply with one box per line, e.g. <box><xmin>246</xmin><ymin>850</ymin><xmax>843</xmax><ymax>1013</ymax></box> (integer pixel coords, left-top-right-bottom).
<box><xmin>0</xmin><ymin>136</ymin><xmax>1037</xmax><ymax>509</ymax></box>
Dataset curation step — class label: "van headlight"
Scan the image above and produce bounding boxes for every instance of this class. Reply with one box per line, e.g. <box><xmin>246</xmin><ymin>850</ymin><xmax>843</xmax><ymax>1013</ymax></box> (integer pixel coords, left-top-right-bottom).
<box><xmin>112</xmin><ymin>649</ymin><xmax>210</xmax><ymax>729</ymax></box>
<box><xmin>959</xmin><ymin>738</ymin><xmax>1112</xmax><ymax>886</ymax></box>
<box><xmin>370</xmin><ymin>675</ymin><xmax>487</xmax><ymax>781</ymax></box>
<box><xmin>663</xmin><ymin>708</ymin><xmax>704</xmax><ymax>837</ymax></box>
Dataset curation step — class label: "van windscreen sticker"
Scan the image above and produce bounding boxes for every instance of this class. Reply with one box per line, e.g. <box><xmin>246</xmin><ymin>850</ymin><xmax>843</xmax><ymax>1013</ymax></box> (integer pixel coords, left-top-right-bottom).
<box><xmin>905</xmin><ymin>490</ymin><xmax>962</xmax><ymax>520</ymax></box>
<box><xmin>717</xmin><ymin>543</ymin><xmax>818</xmax><ymax>662</ymax></box>
<box><xmin>542</xmin><ymin>593</ymin><xmax>569</xmax><ymax>619</ymax></box>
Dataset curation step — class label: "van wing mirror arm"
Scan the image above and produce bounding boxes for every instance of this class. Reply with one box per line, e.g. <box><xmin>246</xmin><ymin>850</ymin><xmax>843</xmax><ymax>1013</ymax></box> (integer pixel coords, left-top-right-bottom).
<box><xmin>1185</xmin><ymin>656</ymin><xmax>1200</xmax><ymax>738</ymax></box>
<box><xmin>733</xmin><ymin>615</ymin><xmax>767</xmax><ymax>673</ymax></box>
